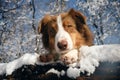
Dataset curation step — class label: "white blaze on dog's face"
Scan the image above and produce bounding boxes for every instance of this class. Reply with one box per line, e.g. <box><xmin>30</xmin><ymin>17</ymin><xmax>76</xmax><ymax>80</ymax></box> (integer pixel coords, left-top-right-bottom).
<box><xmin>55</xmin><ymin>15</ymin><xmax>73</xmax><ymax>53</ymax></box>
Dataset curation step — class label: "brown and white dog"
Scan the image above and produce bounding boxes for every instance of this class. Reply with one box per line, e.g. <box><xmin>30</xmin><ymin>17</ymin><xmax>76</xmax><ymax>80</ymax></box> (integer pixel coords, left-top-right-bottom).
<box><xmin>38</xmin><ymin>9</ymin><xmax>93</xmax><ymax>64</ymax></box>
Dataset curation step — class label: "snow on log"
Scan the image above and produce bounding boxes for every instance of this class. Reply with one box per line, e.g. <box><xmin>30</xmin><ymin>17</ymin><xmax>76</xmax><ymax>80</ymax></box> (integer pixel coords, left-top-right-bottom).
<box><xmin>77</xmin><ymin>44</ymin><xmax>120</xmax><ymax>76</ymax></box>
<box><xmin>0</xmin><ymin>44</ymin><xmax>120</xmax><ymax>79</ymax></box>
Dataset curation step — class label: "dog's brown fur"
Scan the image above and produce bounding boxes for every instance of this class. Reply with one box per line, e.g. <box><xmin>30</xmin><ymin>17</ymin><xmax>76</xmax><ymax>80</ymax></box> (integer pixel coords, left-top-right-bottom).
<box><xmin>38</xmin><ymin>9</ymin><xmax>93</xmax><ymax>63</ymax></box>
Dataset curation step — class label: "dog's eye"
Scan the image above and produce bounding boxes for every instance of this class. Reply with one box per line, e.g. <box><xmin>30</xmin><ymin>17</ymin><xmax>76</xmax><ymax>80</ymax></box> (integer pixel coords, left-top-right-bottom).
<box><xmin>67</xmin><ymin>24</ymin><xmax>72</xmax><ymax>27</ymax></box>
<box><xmin>49</xmin><ymin>27</ymin><xmax>56</xmax><ymax>36</ymax></box>
<box><xmin>49</xmin><ymin>28</ymin><xmax>54</xmax><ymax>33</ymax></box>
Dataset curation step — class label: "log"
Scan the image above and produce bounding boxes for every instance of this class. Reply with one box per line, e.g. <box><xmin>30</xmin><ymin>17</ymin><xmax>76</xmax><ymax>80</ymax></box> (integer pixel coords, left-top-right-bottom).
<box><xmin>0</xmin><ymin>62</ymin><xmax>120</xmax><ymax>80</ymax></box>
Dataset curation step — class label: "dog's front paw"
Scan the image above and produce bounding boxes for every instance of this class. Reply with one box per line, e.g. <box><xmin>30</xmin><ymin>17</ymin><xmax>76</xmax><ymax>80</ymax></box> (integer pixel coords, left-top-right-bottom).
<box><xmin>60</xmin><ymin>49</ymin><xmax>78</xmax><ymax>65</ymax></box>
<box><xmin>39</xmin><ymin>54</ymin><xmax>54</xmax><ymax>62</ymax></box>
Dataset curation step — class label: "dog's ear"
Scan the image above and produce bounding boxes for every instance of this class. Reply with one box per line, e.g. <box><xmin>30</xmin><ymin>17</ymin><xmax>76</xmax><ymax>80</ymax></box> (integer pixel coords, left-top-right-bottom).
<box><xmin>69</xmin><ymin>9</ymin><xmax>93</xmax><ymax>45</ymax></box>
<box><xmin>38</xmin><ymin>15</ymin><xmax>52</xmax><ymax>48</ymax></box>
<box><xmin>38</xmin><ymin>15</ymin><xmax>52</xmax><ymax>34</ymax></box>
<box><xmin>68</xmin><ymin>8</ymin><xmax>86</xmax><ymax>24</ymax></box>
<box><xmin>68</xmin><ymin>8</ymin><xmax>87</xmax><ymax>34</ymax></box>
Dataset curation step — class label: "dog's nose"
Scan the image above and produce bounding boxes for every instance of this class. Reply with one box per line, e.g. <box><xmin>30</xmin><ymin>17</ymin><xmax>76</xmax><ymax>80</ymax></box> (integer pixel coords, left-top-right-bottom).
<box><xmin>57</xmin><ymin>40</ymin><xmax>68</xmax><ymax>50</ymax></box>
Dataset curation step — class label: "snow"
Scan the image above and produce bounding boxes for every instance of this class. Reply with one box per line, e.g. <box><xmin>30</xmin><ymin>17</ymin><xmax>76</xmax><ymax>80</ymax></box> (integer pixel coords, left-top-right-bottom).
<box><xmin>0</xmin><ymin>44</ymin><xmax>120</xmax><ymax>79</ymax></box>
<box><xmin>67</xmin><ymin>44</ymin><xmax>120</xmax><ymax>77</ymax></box>
<box><xmin>46</xmin><ymin>68</ymin><xmax>65</xmax><ymax>77</ymax></box>
<box><xmin>79</xmin><ymin>44</ymin><xmax>120</xmax><ymax>62</ymax></box>
<box><xmin>77</xmin><ymin>44</ymin><xmax>120</xmax><ymax>76</ymax></box>
<box><xmin>60</xmin><ymin>70</ymin><xmax>65</xmax><ymax>76</ymax></box>
<box><xmin>0</xmin><ymin>53</ymin><xmax>39</xmax><ymax>75</ymax></box>
<box><xmin>0</xmin><ymin>63</ymin><xmax>7</xmax><ymax>75</ymax></box>
<box><xmin>67</xmin><ymin>67</ymin><xmax>80</xmax><ymax>79</ymax></box>
<box><xmin>46</xmin><ymin>68</ymin><xmax>61</xmax><ymax>77</ymax></box>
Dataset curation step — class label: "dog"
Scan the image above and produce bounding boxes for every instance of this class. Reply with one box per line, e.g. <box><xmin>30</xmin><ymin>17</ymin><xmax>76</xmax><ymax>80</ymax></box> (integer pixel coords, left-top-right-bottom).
<box><xmin>38</xmin><ymin>9</ymin><xmax>93</xmax><ymax>64</ymax></box>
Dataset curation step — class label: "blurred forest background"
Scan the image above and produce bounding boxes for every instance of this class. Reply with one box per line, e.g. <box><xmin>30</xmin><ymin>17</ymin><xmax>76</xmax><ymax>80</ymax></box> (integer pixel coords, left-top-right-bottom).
<box><xmin>0</xmin><ymin>0</ymin><xmax>120</xmax><ymax>62</ymax></box>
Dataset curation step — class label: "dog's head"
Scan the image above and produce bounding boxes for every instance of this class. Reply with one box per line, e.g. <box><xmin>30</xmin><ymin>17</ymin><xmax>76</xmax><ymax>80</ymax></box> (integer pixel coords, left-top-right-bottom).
<box><xmin>38</xmin><ymin>9</ymin><xmax>93</xmax><ymax>54</ymax></box>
